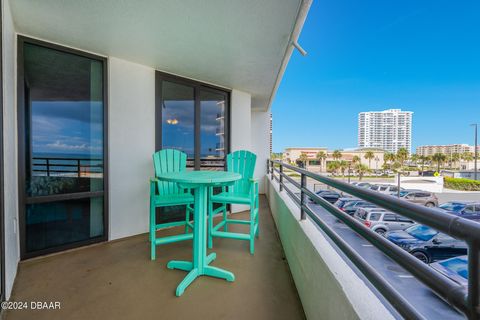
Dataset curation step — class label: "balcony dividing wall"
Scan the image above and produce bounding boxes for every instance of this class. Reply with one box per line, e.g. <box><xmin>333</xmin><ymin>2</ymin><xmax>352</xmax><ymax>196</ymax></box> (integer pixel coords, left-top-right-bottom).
<box><xmin>265</xmin><ymin>176</ymin><xmax>395</xmax><ymax>320</ymax></box>
<box><xmin>3</xmin><ymin>0</ymin><xmax>19</xmax><ymax>300</ymax></box>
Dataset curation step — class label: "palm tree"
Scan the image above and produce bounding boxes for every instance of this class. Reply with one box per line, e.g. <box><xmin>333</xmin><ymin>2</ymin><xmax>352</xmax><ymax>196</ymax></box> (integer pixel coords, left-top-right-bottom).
<box><xmin>451</xmin><ymin>153</ymin><xmax>461</xmax><ymax>169</ymax></box>
<box><xmin>338</xmin><ymin>160</ymin><xmax>348</xmax><ymax>177</ymax></box>
<box><xmin>354</xmin><ymin>163</ymin><xmax>370</xmax><ymax>181</ymax></box>
<box><xmin>327</xmin><ymin>161</ymin><xmax>339</xmax><ymax>176</ymax></box>
<box><xmin>396</xmin><ymin>148</ymin><xmax>409</xmax><ymax>168</ymax></box>
<box><xmin>432</xmin><ymin>153</ymin><xmax>446</xmax><ymax>173</ymax></box>
<box><xmin>352</xmin><ymin>155</ymin><xmax>361</xmax><ymax>164</ymax></box>
<box><xmin>384</xmin><ymin>152</ymin><xmax>396</xmax><ymax>164</ymax></box>
<box><xmin>332</xmin><ymin>150</ymin><xmax>342</xmax><ymax>161</ymax></box>
<box><xmin>418</xmin><ymin>155</ymin><xmax>428</xmax><ymax>175</ymax></box>
<box><xmin>462</xmin><ymin>152</ymin><xmax>474</xmax><ymax>162</ymax></box>
<box><xmin>316</xmin><ymin>151</ymin><xmax>327</xmax><ymax>171</ymax></box>
<box><xmin>364</xmin><ymin>151</ymin><xmax>375</xmax><ymax>169</ymax></box>
<box><xmin>298</xmin><ymin>152</ymin><xmax>308</xmax><ymax>168</ymax></box>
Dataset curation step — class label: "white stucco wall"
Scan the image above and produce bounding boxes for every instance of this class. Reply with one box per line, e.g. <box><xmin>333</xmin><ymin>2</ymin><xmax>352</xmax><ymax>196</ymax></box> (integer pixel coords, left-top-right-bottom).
<box><xmin>266</xmin><ymin>177</ymin><xmax>395</xmax><ymax>320</ymax></box>
<box><xmin>251</xmin><ymin>110</ymin><xmax>270</xmax><ymax>194</ymax></box>
<box><xmin>108</xmin><ymin>57</ymin><xmax>155</xmax><ymax>240</ymax></box>
<box><xmin>2</xmin><ymin>0</ymin><xmax>19</xmax><ymax>299</ymax></box>
<box><xmin>230</xmin><ymin>89</ymin><xmax>251</xmax><ymax>151</ymax></box>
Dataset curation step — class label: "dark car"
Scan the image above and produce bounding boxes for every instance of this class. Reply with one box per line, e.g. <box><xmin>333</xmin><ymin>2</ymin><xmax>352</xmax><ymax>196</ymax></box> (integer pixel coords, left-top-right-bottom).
<box><xmin>386</xmin><ymin>224</ymin><xmax>467</xmax><ymax>263</ymax></box>
<box><xmin>339</xmin><ymin>199</ymin><xmax>377</xmax><ymax>216</ymax></box>
<box><xmin>310</xmin><ymin>190</ymin><xmax>342</xmax><ymax>204</ymax></box>
<box><xmin>334</xmin><ymin>197</ymin><xmax>360</xmax><ymax>209</ymax></box>
<box><xmin>439</xmin><ymin>201</ymin><xmax>480</xmax><ymax>221</ymax></box>
<box><xmin>430</xmin><ymin>255</ymin><xmax>468</xmax><ymax>289</ymax></box>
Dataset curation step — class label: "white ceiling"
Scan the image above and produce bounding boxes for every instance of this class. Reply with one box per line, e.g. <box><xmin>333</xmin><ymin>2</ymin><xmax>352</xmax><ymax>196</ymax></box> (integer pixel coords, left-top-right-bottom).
<box><xmin>10</xmin><ymin>0</ymin><xmax>304</xmax><ymax>111</ymax></box>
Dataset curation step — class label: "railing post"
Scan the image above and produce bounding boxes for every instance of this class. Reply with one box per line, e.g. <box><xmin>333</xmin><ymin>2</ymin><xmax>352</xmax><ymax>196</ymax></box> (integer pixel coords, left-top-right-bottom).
<box><xmin>77</xmin><ymin>159</ymin><xmax>81</xmax><ymax>177</ymax></box>
<box><xmin>266</xmin><ymin>159</ymin><xmax>270</xmax><ymax>176</ymax></box>
<box><xmin>300</xmin><ymin>173</ymin><xmax>306</xmax><ymax>220</ymax></box>
<box><xmin>270</xmin><ymin>161</ymin><xmax>274</xmax><ymax>180</ymax></box>
<box><xmin>279</xmin><ymin>164</ymin><xmax>283</xmax><ymax>191</ymax></box>
<box><xmin>467</xmin><ymin>242</ymin><xmax>480</xmax><ymax>320</ymax></box>
<box><xmin>46</xmin><ymin>158</ymin><xmax>50</xmax><ymax>177</ymax></box>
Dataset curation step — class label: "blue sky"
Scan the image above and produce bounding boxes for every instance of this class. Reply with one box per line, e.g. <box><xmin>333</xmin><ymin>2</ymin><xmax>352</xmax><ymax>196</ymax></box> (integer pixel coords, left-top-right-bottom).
<box><xmin>272</xmin><ymin>0</ymin><xmax>480</xmax><ymax>153</ymax></box>
<box><xmin>32</xmin><ymin>101</ymin><xmax>103</xmax><ymax>156</ymax></box>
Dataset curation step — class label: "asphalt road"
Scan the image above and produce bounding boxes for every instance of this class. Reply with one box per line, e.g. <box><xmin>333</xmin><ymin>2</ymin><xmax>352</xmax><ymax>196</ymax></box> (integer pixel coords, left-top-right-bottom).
<box><xmin>307</xmin><ymin>201</ymin><xmax>464</xmax><ymax>319</ymax></box>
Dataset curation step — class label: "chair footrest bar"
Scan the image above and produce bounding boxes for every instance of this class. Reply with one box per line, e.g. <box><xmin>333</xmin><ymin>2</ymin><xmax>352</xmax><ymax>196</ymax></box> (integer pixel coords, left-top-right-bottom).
<box><xmin>211</xmin><ymin>231</ymin><xmax>250</xmax><ymax>241</ymax></box>
<box><xmin>213</xmin><ymin>220</ymin><xmax>227</xmax><ymax>232</ymax></box>
<box><xmin>225</xmin><ymin>219</ymin><xmax>250</xmax><ymax>225</ymax></box>
<box><xmin>155</xmin><ymin>233</ymin><xmax>193</xmax><ymax>245</ymax></box>
<box><xmin>212</xmin><ymin>206</ymin><xmax>226</xmax><ymax>215</ymax></box>
<box><xmin>156</xmin><ymin>221</ymin><xmax>187</xmax><ymax>229</ymax></box>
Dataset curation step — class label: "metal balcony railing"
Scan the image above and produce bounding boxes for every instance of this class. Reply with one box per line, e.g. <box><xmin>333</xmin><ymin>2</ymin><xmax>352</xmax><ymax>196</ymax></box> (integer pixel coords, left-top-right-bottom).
<box><xmin>267</xmin><ymin>159</ymin><xmax>480</xmax><ymax>320</ymax></box>
<box><xmin>32</xmin><ymin>157</ymin><xmax>103</xmax><ymax>177</ymax></box>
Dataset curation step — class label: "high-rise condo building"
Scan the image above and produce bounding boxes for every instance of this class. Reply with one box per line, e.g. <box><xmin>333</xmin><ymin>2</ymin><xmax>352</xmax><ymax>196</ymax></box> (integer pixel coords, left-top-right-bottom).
<box><xmin>358</xmin><ymin>109</ymin><xmax>413</xmax><ymax>154</ymax></box>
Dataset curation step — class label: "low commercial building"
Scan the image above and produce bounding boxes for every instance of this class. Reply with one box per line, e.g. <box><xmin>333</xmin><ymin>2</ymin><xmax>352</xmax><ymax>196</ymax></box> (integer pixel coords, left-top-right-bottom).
<box><xmin>283</xmin><ymin>147</ymin><xmax>385</xmax><ymax>172</ymax></box>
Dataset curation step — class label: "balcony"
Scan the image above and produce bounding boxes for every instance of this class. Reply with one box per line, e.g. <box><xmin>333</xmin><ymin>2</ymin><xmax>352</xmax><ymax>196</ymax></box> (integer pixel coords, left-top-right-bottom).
<box><xmin>4</xmin><ymin>197</ymin><xmax>305</xmax><ymax>320</ymax></box>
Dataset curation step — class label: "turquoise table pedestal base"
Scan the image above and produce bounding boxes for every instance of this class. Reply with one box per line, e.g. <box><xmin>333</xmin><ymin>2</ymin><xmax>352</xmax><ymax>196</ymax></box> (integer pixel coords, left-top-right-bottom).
<box><xmin>166</xmin><ymin>185</ymin><xmax>235</xmax><ymax>297</ymax></box>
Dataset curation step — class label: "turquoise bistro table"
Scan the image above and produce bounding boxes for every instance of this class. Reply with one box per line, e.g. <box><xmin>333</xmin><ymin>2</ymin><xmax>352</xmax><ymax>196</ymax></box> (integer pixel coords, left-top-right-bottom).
<box><xmin>156</xmin><ymin>170</ymin><xmax>242</xmax><ymax>296</ymax></box>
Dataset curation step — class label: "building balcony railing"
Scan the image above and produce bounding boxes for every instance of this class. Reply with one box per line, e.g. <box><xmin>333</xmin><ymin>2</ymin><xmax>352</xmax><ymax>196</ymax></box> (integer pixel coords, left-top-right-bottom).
<box><xmin>267</xmin><ymin>159</ymin><xmax>480</xmax><ymax>320</ymax></box>
<box><xmin>32</xmin><ymin>157</ymin><xmax>103</xmax><ymax>177</ymax></box>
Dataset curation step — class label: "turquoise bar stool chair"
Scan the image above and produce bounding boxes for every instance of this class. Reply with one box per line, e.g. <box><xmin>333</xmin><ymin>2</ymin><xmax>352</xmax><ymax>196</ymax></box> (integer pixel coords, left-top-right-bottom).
<box><xmin>150</xmin><ymin>149</ymin><xmax>194</xmax><ymax>260</ymax></box>
<box><xmin>208</xmin><ymin>150</ymin><xmax>259</xmax><ymax>254</ymax></box>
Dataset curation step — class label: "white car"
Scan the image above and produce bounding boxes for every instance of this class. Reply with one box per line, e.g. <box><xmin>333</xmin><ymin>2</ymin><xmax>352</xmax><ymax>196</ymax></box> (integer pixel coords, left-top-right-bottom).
<box><xmin>369</xmin><ymin>184</ymin><xmax>403</xmax><ymax>195</ymax></box>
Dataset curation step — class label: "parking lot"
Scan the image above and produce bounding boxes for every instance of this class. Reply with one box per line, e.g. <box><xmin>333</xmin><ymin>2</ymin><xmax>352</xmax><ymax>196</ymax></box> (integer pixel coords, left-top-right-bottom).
<box><xmin>282</xmin><ymin>178</ymin><xmax>478</xmax><ymax>319</ymax></box>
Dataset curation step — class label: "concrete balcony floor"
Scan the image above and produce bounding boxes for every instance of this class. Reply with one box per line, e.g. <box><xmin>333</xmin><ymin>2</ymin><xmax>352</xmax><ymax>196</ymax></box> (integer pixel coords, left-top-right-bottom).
<box><xmin>5</xmin><ymin>196</ymin><xmax>304</xmax><ymax>320</ymax></box>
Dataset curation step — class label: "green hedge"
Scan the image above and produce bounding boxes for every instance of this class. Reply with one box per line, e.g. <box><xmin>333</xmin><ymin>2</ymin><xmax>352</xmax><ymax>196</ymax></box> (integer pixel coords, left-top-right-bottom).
<box><xmin>444</xmin><ymin>177</ymin><xmax>480</xmax><ymax>191</ymax></box>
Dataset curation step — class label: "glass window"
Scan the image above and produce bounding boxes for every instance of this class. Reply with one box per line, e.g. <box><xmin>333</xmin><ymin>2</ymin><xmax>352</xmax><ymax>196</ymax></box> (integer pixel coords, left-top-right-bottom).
<box><xmin>383</xmin><ymin>213</ymin><xmax>397</xmax><ymax>221</ymax></box>
<box><xmin>21</xmin><ymin>40</ymin><xmax>106</xmax><ymax>257</ymax></box>
<box><xmin>157</xmin><ymin>73</ymin><xmax>229</xmax><ymax>170</ymax></box>
<box><xmin>161</xmin><ymin>81</ymin><xmax>195</xmax><ymax>160</ymax></box>
<box><xmin>464</xmin><ymin>206</ymin><xmax>475</xmax><ymax>214</ymax></box>
<box><xmin>26</xmin><ymin>197</ymin><xmax>103</xmax><ymax>252</ymax></box>
<box><xmin>439</xmin><ymin>202</ymin><xmax>466</xmax><ymax>212</ymax></box>
<box><xmin>200</xmin><ymin>90</ymin><xmax>227</xmax><ymax>170</ymax></box>
<box><xmin>397</xmin><ymin>215</ymin><xmax>414</xmax><ymax>223</ymax></box>
<box><xmin>406</xmin><ymin>225</ymin><xmax>438</xmax><ymax>241</ymax></box>
<box><xmin>369</xmin><ymin>212</ymin><xmax>382</xmax><ymax>221</ymax></box>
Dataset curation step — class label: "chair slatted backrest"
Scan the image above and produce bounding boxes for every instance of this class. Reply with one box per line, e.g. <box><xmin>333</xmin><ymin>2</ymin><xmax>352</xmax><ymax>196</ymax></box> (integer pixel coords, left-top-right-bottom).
<box><xmin>226</xmin><ymin>150</ymin><xmax>257</xmax><ymax>194</ymax></box>
<box><xmin>153</xmin><ymin>149</ymin><xmax>187</xmax><ymax>196</ymax></box>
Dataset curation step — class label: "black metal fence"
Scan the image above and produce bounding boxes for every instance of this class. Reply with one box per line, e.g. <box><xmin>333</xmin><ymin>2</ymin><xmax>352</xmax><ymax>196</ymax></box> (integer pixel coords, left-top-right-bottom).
<box><xmin>268</xmin><ymin>159</ymin><xmax>480</xmax><ymax>320</ymax></box>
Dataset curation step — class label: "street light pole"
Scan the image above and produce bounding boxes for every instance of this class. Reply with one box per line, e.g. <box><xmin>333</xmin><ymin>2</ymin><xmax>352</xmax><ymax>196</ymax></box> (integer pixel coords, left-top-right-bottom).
<box><xmin>472</xmin><ymin>123</ymin><xmax>478</xmax><ymax>181</ymax></box>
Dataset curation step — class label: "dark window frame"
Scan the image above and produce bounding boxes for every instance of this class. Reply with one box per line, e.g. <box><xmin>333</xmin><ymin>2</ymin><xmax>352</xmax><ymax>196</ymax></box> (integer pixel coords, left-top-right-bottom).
<box><xmin>155</xmin><ymin>71</ymin><xmax>231</xmax><ymax>170</ymax></box>
<box><xmin>17</xmin><ymin>36</ymin><xmax>109</xmax><ymax>260</ymax></box>
<box><xmin>0</xmin><ymin>3</ymin><xmax>5</xmax><ymax>301</ymax></box>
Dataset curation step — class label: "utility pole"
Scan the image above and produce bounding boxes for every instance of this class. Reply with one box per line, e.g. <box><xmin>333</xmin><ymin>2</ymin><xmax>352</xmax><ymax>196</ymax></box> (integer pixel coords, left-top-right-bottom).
<box><xmin>472</xmin><ymin>124</ymin><xmax>478</xmax><ymax>181</ymax></box>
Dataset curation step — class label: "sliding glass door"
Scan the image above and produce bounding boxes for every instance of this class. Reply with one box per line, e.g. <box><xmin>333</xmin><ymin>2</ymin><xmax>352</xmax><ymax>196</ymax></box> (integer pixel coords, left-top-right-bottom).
<box><xmin>18</xmin><ymin>37</ymin><xmax>108</xmax><ymax>259</ymax></box>
<box><xmin>155</xmin><ymin>72</ymin><xmax>230</xmax><ymax>222</ymax></box>
<box><xmin>156</xmin><ymin>72</ymin><xmax>230</xmax><ymax>170</ymax></box>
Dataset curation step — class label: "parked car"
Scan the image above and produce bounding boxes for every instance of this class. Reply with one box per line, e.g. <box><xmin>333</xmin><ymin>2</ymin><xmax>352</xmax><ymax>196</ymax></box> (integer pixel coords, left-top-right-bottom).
<box><xmin>339</xmin><ymin>199</ymin><xmax>377</xmax><ymax>216</ymax></box>
<box><xmin>369</xmin><ymin>184</ymin><xmax>403</xmax><ymax>194</ymax></box>
<box><xmin>386</xmin><ymin>224</ymin><xmax>468</xmax><ymax>263</ymax></box>
<box><xmin>354</xmin><ymin>208</ymin><xmax>414</xmax><ymax>236</ymax></box>
<box><xmin>310</xmin><ymin>190</ymin><xmax>342</xmax><ymax>204</ymax></box>
<box><xmin>355</xmin><ymin>182</ymin><xmax>371</xmax><ymax>189</ymax></box>
<box><xmin>430</xmin><ymin>255</ymin><xmax>468</xmax><ymax>289</ymax></box>
<box><xmin>334</xmin><ymin>197</ymin><xmax>359</xmax><ymax>209</ymax></box>
<box><xmin>397</xmin><ymin>190</ymin><xmax>438</xmax><ymax>207</ymax></box>
<box><xmin>439</xmin><ymin>201</ymin><xmax>480</xmax><ymax>221</ymax></box>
